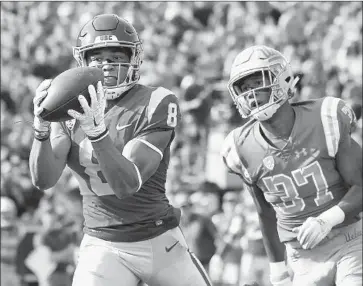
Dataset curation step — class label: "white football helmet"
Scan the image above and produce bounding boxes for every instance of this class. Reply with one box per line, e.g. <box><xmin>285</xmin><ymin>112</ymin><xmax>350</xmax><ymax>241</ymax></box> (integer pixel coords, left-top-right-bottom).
<box><xmin>228</xmin><ymin>45</ymin><xmax>299</xmax><ymax>121</ymax></box>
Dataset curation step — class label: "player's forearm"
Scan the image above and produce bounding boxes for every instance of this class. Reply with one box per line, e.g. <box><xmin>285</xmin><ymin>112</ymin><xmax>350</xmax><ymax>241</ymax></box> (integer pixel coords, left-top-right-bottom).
<box><xmin>338</xmin><ymin>185</ymin><xmax>363</xmax><ymax>216</ymax></box>
<box><xmin>333</xmin><ymin>135</ymin><xmax>363</xmax><ymax>222</ymax></box>
<box><xmin>258</xmin><ymin>212</ymin><xmax>286</xmax><ymax>262</ymax></box>
<box><xmin>259</xmin><ymin>212</ymin><xmax>291</xmax><ymax>285</ymax></box>
<box><xmin>91</xmin><ymin>135</ymin><xmax>140</xmax><ymax>198</ymax></box>
<box><xmin>320</xmin><ymin>181</ymin><xmax>362</xmax><ymax>227</ymax></box>
<box><xmin>29</xmin><ymin>140</ymin><xmax>64</xmax><ymax>190</ymax></box>
<box><xmin>338</xmin><ymin>156</ymin><xmax>362</xmax><ymax>216</ymax></box>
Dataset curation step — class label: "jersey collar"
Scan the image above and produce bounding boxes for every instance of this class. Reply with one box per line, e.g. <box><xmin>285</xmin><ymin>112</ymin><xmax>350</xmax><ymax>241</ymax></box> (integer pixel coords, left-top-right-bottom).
<box><xmin>254</xmin><ymin>106</ymin><xmax>301</xmax><ymax>152</ymax></box>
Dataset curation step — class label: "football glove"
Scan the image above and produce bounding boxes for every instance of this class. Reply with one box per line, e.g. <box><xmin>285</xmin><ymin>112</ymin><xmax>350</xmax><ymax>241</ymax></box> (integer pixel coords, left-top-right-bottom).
<box><xmin>292</xmin><ymin>206</ymin><xmax>345</xmax><ymax>249</ymax></box>
<box><xmin>68</xmin><ymin>81</ymin><xmax>108</xmax><ymax>142</ymax></box>
<box><xmin>33</xmin><ymin>79</ymin><xmax>52</xmax><ymax>132</ymax></box>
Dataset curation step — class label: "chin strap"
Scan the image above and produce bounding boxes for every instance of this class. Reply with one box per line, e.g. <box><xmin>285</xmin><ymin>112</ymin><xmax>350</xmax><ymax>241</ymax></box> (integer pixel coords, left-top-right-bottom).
<box><xmin>104</xmin><ymin>83</ymin><xmax>136</xmax><ymax>100</ymax></box>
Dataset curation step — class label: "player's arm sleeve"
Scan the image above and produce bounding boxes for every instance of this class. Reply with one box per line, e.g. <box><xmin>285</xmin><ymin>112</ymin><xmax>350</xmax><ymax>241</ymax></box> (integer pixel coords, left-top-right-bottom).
<box><xmin>121</xmin><ymin>88</ymin><xmax>180</xmax><ymax>189</ymax></box>
<box><xmin>246</xmin><ymin>184</ymin><xmax>286</xmax><ymax>263</ymax></box>
<box><xmin>121</xmin><ymin>131</ymin><xmax>173</xmax><ymax>190</ymax></box>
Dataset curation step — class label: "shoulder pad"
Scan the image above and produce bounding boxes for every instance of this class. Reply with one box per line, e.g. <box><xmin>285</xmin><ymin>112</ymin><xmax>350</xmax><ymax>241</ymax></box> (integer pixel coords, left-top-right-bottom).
<box><xmin>221</xmin><ymin>120</ymin><xmax>255</xmax><ymax>162</ymax></box>
<box><xmin>221</xmin><ymin>122</ymin><xmax>255</xmax><ymax>184</ymax></box>
<box><xmin>234</xmin><ymin>119</ymin><xmax>256</xmax><ymax>147</ymax></box>
<box><xmin>145</xmin><ymin>87</ymin><xmax>180</xmax><ymax>130</ymax></box>
<box><xmin>221</xmin><ymin>129</ymin><xmax>243</xmax><ymax>174</ymax></box>
<box><xmin>291</xmin><ymin>98</ymin><xmax>322</xmax><ymax>108</ymax></box>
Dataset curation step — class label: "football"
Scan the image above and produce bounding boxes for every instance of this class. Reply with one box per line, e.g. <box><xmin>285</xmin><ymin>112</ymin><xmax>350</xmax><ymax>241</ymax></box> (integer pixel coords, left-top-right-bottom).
<box><xmin>39</xmin><ymin>67</ymin><xmax>104</xmax><ymax>122</ymax></box>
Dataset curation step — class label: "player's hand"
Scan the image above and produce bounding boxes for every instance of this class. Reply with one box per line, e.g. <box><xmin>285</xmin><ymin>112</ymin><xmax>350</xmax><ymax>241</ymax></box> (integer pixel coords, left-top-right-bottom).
<box><xmin>33</xmin><ymin>79</ymin><xmax>52</xmax><ymax>131</ymax></box>
<box><xmin>293</xmin><ymin>216</ymin><xmax>332</xmax><ymax>249</ymax></box>
<box><xmin>68</xmin><ymin>81</ymin><xmax>107</xmax><ymax>140</ymax></box>
<box><xmin>293</xmin><ymin>206</ymin><xmax>345</xmax><ymax>249</ymax></box>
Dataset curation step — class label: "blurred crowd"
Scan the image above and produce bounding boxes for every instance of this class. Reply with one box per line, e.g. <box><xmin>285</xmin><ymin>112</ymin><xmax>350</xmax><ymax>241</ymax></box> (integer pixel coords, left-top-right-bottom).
<box><xmin>1</xmin><ymin>2</ymin><xmax>362</xmax><ymax>286</ymax></box>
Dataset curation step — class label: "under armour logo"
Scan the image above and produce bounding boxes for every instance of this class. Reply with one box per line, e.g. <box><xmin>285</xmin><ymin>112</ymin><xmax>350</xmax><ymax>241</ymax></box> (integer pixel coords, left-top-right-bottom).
<box><xmin>294</xmin><ymin>148</ymin><xmax>308</xmax><ymax>158</ymax></box>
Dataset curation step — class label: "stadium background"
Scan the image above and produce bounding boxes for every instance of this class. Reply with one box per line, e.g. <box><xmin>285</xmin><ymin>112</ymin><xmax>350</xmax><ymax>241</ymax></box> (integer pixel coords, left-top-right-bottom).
<box><xmin>1</xmin><ymin>2</ymin><xmax>362</xmax><ymax>286</ymax></box>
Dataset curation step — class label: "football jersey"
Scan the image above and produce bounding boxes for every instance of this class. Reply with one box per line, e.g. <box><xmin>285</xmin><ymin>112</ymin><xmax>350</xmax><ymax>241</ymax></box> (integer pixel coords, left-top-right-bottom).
<box><xmin>54</xmin><ymin>84</ymin><xmax>182</xmax><ymax>242</ymax></box>
<box><xmin>222</xmin><ymin>97</ymin><xmax>359</xmax><ymax>242</ymax></box>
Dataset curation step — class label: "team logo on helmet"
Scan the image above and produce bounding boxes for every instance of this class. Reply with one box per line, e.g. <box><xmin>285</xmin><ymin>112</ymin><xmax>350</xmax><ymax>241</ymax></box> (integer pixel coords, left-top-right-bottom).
<box><xmin>263</xmin><ymin>156</ymin><xmax>275</xmax><ymax>170</ymax></box>
<box><xmin>95</xmin><ymin>35</ymin><xmax>118</xmax><ymax>43</ymax></box>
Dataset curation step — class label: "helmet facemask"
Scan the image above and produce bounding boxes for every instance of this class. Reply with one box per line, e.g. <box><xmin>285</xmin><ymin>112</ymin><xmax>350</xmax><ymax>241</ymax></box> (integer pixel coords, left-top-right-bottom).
<box><xmin>228</xmin><ymin>47</ymin><xmax>299</xmax><ymax>121</ymax></box>
<box><xmin>73</xmin><ymin>41</ymin><xmax>143</xmax><ymax>100</ymax></box>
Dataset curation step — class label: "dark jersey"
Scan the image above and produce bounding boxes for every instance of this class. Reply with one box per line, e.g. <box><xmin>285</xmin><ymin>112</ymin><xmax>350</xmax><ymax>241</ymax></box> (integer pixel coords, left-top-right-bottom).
<box><xmin>53</xmin><ymin>84</ymin><xmax>182</xmax><ymax>242</ymax></box>
<box><xmin>222</xmin><ymin>97</ymin><xmax>358</xmax><ymax>242</ymax></box>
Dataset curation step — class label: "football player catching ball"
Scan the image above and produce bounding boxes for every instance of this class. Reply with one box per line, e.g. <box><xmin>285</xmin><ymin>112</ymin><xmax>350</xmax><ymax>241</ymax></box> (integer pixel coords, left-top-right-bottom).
<box><xmin>222</xmin><ymin>45</ymin><xmax>362</xmax><ymax>286</ymax></box>
<box><xmin>30</xmin><ymin>14</ymin><xmax>211</xmax><ymax>286</ymax></box>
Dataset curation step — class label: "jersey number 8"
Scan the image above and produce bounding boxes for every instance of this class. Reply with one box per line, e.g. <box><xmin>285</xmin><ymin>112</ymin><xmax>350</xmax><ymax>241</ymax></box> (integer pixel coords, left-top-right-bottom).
<box><xmin>167</xmin><ymin>102</ymin><xmax>178</xmax><ymax>127</ymax></box>
<box><xmin>79</xmin><ymin>139</ymin><xmax>114</xmax><ymax>196</ymax></box>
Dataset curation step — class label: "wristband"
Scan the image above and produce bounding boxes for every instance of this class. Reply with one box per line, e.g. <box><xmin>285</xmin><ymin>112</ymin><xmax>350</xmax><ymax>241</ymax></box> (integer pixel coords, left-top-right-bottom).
<box><xmin>269</xmin><ymin>261</ymin><xmax>287</xmax><ymax>275</ymax></box>
<box><xmin>34</xmin><ymin>128</ymin><xmax>50</xmax><ymax>141</ymax></box>
<box><xmin>270</xmin><ymin>276</ymin><xmax>291</xmax><ymax>286</ymax></box>
<box><xmin>269</xmin><ymin>262</ymin><xmax>291</xmax><ymax>286</ymax></box>
<box><xmin>34</xmin><ymin>135</ymin><xmax>50</xmax><ymax>142</ymax></box>
<box><xmin>88</xmin><ymin>129</ymin><xmax>109</xmax><ymax>143</ymax></box>
<box><xmin>318</xmin><ymin>205</ymin><xmax>345</xmax><ymax>227</ymax></box>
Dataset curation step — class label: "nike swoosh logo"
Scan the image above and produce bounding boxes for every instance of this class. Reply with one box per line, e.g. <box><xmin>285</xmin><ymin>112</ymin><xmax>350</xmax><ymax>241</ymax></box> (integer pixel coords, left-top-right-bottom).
<box><xmin>116</xmin><ymin>123</ymin><xmax>132</xmax><ymax>131</ymax></box>
<box><xmin>93</xmin><ymin>117</ymin><xmax>99</xmax><ymax>127</ymax></box>
<box><xmin>165</xmin><ymin>241</ymin><xmax>179</xmax><ymax>253</ymax></box>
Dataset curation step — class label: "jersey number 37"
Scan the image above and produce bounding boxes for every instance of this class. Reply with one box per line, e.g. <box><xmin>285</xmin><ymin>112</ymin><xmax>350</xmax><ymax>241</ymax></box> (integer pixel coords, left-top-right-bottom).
<box><xmin>262</xmin><ymin>161</ymin><xmax>334</xmax><ymax>214</ymax></box>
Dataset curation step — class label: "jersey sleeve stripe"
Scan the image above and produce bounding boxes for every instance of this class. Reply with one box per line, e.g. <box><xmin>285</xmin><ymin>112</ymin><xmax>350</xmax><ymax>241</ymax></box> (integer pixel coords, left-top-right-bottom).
<box><xmin>321</xmin><ymin>97</ymin><xmax>341</xmax><ymax>157</ymax></box>
<box><xmin>122</xmin><ymin>138</ymin><xmax>137</xmax><ymax>159</ymax></box>
<box><xmin>136</xmin><ymin>138</ymin><xmax>164</xmax><ymax>159</ymax></box>
<box><xmin>132</xmin><ymin>162</ymin><xmax>143</xmax><ymax>192</ymax></box>
<box><xmin>121</xmin><ymin>139</ymin><xmax>143</xmax><ymax>191</ymax></box>
<box><xmin>148</xmin><ymin>87</ymin><xmax>173</xmax><ymax>122</ymax></box>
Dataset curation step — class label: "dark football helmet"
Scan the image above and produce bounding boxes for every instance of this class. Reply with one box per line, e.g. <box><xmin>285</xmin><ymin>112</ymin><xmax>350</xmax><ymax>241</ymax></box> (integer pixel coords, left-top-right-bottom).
<box><xmin>73</xmin><ymin>14</ymin><xmax>143</xmax><ymax>99</ymax></box>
